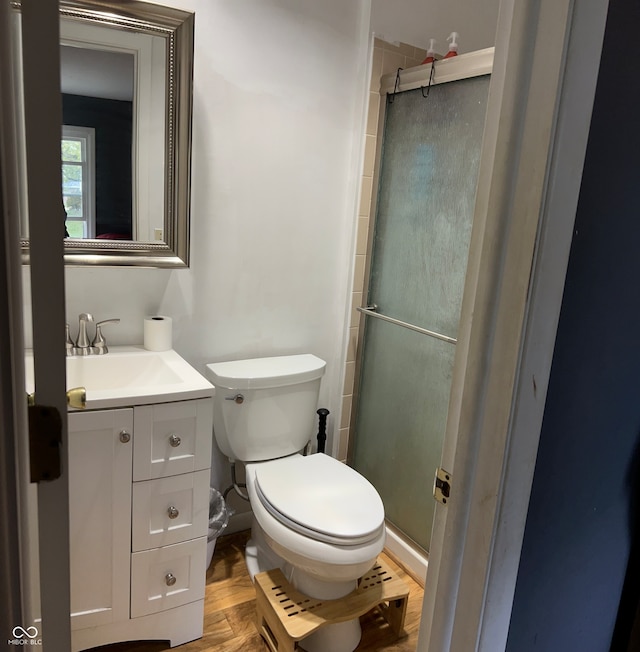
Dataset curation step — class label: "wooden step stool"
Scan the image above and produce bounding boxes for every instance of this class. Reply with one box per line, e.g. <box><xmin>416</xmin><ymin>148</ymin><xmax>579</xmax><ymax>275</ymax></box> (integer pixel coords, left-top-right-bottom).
<box><xmin>254</xmin><ymin>558</ymin><xmax>410</xmax><ymax>652</ymax></box>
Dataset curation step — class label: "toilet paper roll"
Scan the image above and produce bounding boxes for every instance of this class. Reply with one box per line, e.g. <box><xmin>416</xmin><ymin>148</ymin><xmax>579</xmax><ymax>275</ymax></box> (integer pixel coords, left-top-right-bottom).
<box><xmin>143</xmin><ymin>316</ymin><xmax>173</xmax><ymax>351</ymax></box>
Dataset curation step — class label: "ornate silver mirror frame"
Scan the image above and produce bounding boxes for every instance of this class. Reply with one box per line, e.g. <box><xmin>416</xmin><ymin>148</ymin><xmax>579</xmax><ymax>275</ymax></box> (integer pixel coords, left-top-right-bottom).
<box><xmin>16</xmin><ymin>0</ymin><xmax>194</xmax><ymax>267</ymax></box>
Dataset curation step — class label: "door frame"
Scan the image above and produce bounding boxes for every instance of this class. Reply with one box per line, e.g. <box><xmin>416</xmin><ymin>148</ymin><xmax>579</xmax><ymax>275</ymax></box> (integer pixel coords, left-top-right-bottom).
<box><xmin>0</xmin><ymin>0</ymin><xmax>29</xmax><ymax>637</ymax></box>
<box><xmin>7</xmin><ymin>0</ymin><xmax>72</xmax><ymax>649</ymax></box>
<box><xmin>419</xmin><ymin>0</ymin><xmax>610</xmax><ymax>650</ymax></box>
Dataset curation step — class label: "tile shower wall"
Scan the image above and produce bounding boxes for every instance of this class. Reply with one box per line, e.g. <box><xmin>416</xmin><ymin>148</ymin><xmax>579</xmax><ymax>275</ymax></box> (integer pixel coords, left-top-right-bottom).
<box><xmin>339</xmin><ymin>39</ymin><xmax>426</xmax><ymax>462</ymax></box>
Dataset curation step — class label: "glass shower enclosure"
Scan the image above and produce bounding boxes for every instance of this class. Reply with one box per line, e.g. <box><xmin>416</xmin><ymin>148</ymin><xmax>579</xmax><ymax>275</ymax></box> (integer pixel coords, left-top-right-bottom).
<box><xmin>351</xmin><ymin>60</ymin><xmax>491</xmax><ymax>553</ymax></box>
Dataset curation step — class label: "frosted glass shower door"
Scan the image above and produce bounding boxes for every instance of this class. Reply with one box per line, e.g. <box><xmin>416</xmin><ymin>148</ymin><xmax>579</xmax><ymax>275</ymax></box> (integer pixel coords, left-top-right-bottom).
<box><xmin>352</xmin><ymin>75</ymin><xmax>489</xmax><ymax>552</ymax></box>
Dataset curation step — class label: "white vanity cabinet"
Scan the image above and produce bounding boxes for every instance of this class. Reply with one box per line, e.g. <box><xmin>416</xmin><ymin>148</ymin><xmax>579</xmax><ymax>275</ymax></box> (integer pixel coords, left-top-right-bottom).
<box><xmin>68</xmin><ymin>397</ymin><xmax>213</xmax><ymax>651</ymax></box>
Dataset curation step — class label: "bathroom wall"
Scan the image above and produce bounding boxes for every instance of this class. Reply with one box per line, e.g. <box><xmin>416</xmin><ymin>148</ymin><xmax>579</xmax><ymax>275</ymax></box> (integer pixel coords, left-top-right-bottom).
<box><xmin>23</xmin><ymin>0</ymin><xmax>500</xmax><ymax>498</ymax></box>
<box><xmin>26</xmin><ymin>0</ymin><xmax>372</xmax><ymax>507</ymax></box>
<box><xmin>371</xmin><ymin>0</ymin><xmax>500</xmax><ymax>53</ymax></box>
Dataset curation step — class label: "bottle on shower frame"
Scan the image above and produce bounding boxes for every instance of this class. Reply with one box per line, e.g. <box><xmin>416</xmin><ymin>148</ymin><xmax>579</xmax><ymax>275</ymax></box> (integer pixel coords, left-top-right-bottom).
<box><xmin>444</xmin><ymin>32</ymin><xmax>459</xmax><ymax>59</ymax></box>
<box><xmin>421</xmin><ymin>38</ymin><xmax>437</xmax><ymax>65</ymax></box>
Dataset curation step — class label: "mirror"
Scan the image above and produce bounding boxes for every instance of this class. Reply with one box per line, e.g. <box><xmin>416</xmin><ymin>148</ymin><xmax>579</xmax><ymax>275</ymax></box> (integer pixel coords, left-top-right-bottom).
<box><xmin>17</xmin><ymin>0</ymin><xmax>194</xmax><ymax>267</ymax></box>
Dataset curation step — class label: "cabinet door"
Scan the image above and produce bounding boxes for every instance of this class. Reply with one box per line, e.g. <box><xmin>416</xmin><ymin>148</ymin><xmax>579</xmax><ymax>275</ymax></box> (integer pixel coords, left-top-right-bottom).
<box><xmin>68</xmin><ymin>409</ymin><xmax>133</xmax><ymax>631</ymax></box>
<box><xmin>133</xmin><ymin>399</ymin><xmax>213</xmax><ymax>481</ymax></box>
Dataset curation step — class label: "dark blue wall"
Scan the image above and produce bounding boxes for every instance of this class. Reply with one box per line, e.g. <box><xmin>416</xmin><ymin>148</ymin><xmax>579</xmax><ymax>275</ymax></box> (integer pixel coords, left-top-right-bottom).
<box><xmin>506</xmin><ymin>0</ymin><xmax>640</xmax><ymax>650</ymax></box>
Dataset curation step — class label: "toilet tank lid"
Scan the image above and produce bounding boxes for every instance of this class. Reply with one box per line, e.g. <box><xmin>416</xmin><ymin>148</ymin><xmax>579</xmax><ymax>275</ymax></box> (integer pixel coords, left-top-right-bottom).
<box><xmin>205</xmin><ymin>354</ymin><xmax>326</xmax><ymax>390</ymax></box>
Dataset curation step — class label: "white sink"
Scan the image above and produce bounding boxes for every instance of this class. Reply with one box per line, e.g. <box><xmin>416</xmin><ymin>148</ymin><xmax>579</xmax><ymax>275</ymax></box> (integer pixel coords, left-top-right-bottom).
<box><xmin>25</xmin><ymin>346</ymin><xmax>214</xmax><ymax>409</ymax></box>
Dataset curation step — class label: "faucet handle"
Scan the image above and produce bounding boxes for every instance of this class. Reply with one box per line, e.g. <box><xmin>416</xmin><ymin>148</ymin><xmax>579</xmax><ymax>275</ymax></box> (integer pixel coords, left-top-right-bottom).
<box><xmin>65</xmin><ymin>323</ymin><xmax>76</xmax><ymax>356</ymax></box>
<box><xmin>92</xmin><ymin>318</ymin><xmax>120</xmax><ymax>354</ymax></box>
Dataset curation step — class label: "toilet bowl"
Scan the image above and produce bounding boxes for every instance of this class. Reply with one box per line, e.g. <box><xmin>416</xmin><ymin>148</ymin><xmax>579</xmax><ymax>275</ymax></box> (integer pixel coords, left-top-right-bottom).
<box><xmin>205</xmin><ymin>354</ymin><xmax>386</xmax><ymax>652</ymax></box>
<box><xmin>247</xmin><ymin>453</ymin><xmax>385</xmax><ymax>581</ymax></box>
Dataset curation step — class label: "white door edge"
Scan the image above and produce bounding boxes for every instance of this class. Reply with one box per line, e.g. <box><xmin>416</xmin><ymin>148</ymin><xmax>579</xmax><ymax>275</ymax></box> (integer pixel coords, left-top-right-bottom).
<box><xmin>418</xmin><ymin>0</ymin><xmax>610</xmax><ymax>651</ymax></box>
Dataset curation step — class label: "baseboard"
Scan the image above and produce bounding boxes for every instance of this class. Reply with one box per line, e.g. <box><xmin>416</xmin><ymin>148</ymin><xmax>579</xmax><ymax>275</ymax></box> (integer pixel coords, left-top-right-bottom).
<box><xmin>383</xmin><ymin>521</ymin><xmax>428</xmax><ymax>587</ymax></box>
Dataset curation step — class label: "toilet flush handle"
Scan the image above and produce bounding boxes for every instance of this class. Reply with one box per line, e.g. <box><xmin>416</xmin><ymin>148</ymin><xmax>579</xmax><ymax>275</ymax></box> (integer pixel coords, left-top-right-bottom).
<box><xmin>225</xmin><ymin>394</ymin><xmax>244</xmax><ymax>405</ymax></box>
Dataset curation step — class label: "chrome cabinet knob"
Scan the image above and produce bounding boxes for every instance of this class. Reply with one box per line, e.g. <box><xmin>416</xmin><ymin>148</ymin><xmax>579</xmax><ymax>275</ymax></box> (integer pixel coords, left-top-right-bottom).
<box><xmin>119</xmin><ymin>430</ymin><xmax>131</xmax><ymax>443</ymax></box>
<box><xmin>165</xmin><ymin>572</ymin><xmax>176</xmax><ymax>587</ymax></box>
<box><xmin>169</xmin><ymin>434</ymin><xmax>181</xmax><ymax>447</ymax></box>
<box><xmin>167</xmin><ymin>505</ymin><xmax>179</xmax><ymax>519</ymax></box>
<box><xmin>225</xmin><ymin>394</ymin><xmax>244</xmax><ymax>404</ymax></box>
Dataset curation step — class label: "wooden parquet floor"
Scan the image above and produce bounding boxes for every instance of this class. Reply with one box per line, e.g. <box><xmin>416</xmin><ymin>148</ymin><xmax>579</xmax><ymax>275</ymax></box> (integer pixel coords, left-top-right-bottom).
<box><xmin>92</xmin><ymin>529</ymin><xmax>424</xmax><ymax>652</ymax></box>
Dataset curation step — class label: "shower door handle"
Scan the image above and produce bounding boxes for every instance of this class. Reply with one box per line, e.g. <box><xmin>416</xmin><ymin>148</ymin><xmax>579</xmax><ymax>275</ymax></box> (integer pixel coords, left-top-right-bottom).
<box><xmin>357</xmin><ymin>306</ymin><xmax>457</xmax><ymax>345</ymax></box>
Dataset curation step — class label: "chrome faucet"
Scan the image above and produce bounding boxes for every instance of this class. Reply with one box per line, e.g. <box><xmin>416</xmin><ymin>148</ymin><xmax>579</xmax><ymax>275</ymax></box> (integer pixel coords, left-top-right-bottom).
<box><xmin>75</xmin><ymin>313</ymin><xmax>94</xmax><ymax>355</ymax></box>
<box><xmin>67</xmin><ymin>314</ymin><xmax>120</xmax><ymax>356</ymax></box>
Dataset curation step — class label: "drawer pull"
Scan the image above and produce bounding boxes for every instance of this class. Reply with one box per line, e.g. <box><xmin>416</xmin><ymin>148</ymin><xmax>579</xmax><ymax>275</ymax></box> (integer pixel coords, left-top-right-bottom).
<box><xmin>167</xmin><ymin>505</ymin><xmax>179</xmax><ymax>519</ymax></box>
<box><xmin>169</xmin><ymin>434</ymin><xmax>181</xmax><ymax>447</ymax></box>
<box><xmin>165</xmin><ymin>572</ymin><xmax>177</xmax><ymax>587</ymax></box>
<box><xmin>119</xmin><ymin>430</ymin><xmax>131</xmax><ymax>443</ymax></box>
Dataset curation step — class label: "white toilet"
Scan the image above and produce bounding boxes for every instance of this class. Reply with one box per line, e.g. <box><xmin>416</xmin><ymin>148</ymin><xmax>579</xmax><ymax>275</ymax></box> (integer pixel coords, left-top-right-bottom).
<box><xmin>205</xmin><ymin>354</ymin><xmax>386</xmax><ymax>652</ymax></box>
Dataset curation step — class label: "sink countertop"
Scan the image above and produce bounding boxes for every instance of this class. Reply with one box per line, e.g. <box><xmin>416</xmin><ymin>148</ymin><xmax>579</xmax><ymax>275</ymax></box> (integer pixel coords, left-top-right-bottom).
<box><xmin>25</xmin><ymin>345</ymin><xmax>214</xmax><ymax>410</ymax></box>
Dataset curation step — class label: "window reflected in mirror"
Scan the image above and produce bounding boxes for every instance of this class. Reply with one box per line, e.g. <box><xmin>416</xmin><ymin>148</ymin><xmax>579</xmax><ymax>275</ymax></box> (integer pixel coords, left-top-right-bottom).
<box><xmin>61</xmin><ymin>43</ymin><xmax>134</xmax><ymax>241</ymax></box>
<box><xmin>62</xmin><ymin>125</ymin><xmax>95</xmax><ymax>238</ymax></box>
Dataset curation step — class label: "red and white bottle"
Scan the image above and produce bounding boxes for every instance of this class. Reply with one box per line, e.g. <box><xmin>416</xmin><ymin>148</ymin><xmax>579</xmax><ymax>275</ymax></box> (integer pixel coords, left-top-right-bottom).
<box><xmin>421</xmin><ymin>38</ymin><xmax>437</xmax><ymax>65</ymax></box>
<box><xmin>444</xmin><ymin>32</ymin><xmax>459</xmax><ymax>59</ymax></box>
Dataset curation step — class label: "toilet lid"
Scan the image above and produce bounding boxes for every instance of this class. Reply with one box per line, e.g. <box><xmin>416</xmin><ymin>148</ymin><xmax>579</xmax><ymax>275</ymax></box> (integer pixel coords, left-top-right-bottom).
<box><xmin>253</xmin><ymin>454</ymin><xmax>384</xmax><ymax>545</ymax></box>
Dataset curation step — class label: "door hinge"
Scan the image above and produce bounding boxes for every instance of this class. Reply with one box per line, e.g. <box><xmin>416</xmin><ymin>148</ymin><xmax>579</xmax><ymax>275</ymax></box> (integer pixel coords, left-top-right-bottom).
<box><xmin>433</xmin><ymin>467</ymin><xmax>452</xmax><ymax>505</ymax></box>
<box><xmin>27</xmin><ymin>397</ymin><xmax>63</xmax><ymax>483</ymax></box>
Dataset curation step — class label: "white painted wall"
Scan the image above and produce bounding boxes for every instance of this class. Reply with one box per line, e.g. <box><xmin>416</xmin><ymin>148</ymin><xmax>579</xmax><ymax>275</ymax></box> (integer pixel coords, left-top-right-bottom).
<box><xmin>371</xmin><ymin>0</ymin><xmax>499</xmax><ymax>53</ymax></box>
<box><xmin>43</xmin><ymin>0</ymin><xmax>372</xmax><ymax>496</ymax></box>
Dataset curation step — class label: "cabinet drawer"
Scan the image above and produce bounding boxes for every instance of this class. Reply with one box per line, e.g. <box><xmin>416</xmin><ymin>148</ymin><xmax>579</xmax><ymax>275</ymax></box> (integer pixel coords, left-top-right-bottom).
<box><xmin>130</xmin><ymin>537</ymin><xmax>207</xmax><ymax>617</ymax></box>
<box><xmin>133</xmin><ymin>398</ymin><xmax>213</xmax><ymax>480</ymax></box>
<box><xmin>132</xmin><ymin>469</ymin><xmax>209</xmax><ymax>552</ymax></box>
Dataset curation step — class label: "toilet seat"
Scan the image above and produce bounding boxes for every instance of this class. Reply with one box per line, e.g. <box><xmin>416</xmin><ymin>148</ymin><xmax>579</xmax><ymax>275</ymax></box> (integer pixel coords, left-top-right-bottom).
<box><xmin>246</xmin><ymin>455</ymin><xmax>386</xmax><ymax>581</ymax></box>
<box><xmin>253</xmin><ymin>454</ymin><xmax>384</xmax><ymax>546</ymax></box>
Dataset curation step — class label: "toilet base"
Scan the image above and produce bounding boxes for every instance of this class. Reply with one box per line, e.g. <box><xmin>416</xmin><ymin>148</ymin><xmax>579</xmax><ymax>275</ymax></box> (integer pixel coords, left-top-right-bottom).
<box><xmin>254</xmin><ymin>558</ymin><xmax>409</xmax><ymax>652</ymax></box>
<box><xmin>245</xmin><ymin>536</ymin><xmax>284</xmax><ymax>580</ymax></box>
<box><xmin>288</xmin><ymin>569</ymin><xmax>360</xmax><ymax>652</ymax></box>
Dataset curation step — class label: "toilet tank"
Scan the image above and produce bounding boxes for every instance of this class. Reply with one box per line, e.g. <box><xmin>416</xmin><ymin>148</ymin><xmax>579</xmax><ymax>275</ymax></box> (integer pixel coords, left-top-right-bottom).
<box><xmin>205</xmin><ymin>354</ymin><xmax>326</xmax><ymax>462</ymax></box>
